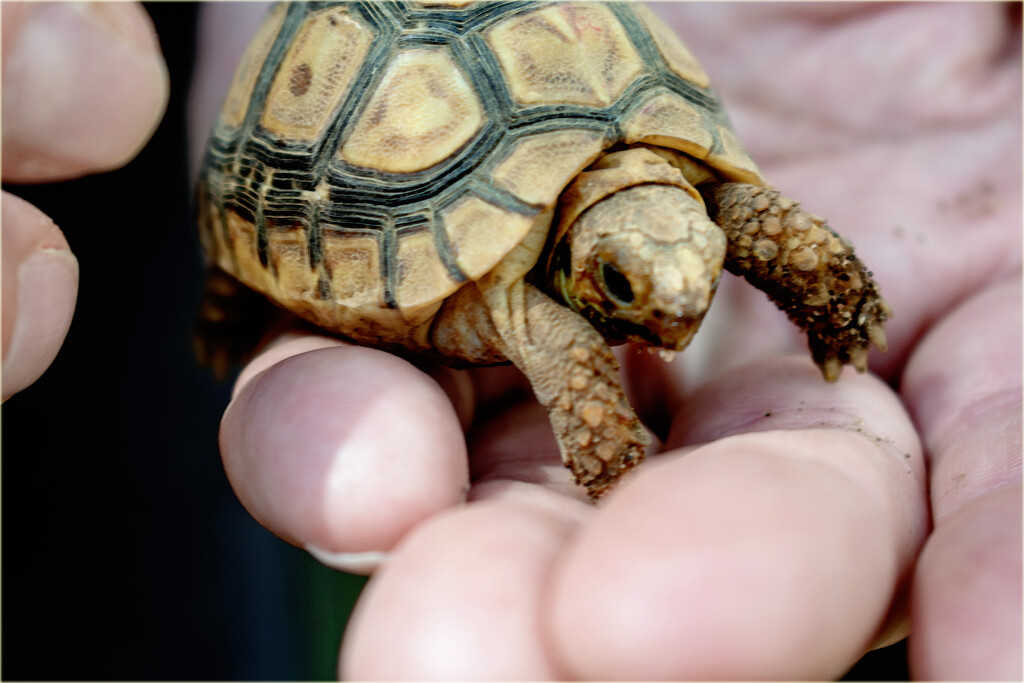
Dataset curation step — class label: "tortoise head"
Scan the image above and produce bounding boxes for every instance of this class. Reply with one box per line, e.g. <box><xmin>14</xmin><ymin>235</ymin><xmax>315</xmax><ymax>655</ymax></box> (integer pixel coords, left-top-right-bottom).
<box><xmin>549</xmin><ymin>181</ymin><xmax>727</xmax><ymax>352</ymax></box>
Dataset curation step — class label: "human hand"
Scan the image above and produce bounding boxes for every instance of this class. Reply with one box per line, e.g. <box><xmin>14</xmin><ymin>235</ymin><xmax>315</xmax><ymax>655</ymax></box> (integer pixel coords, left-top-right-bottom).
<box><xmin>1</xmin><ymin>2</ymin><xmax>168</xmax><ymax>400</ymax></box>
<box><xmin>199</xmin><ymin>3</ymin><xmax>1021</xmax><ymax>679</ymax></box>
<box><xmin>664</xmin><ymin>4</ymin><xmax>1022</xmax><ymax>678</ymax></box>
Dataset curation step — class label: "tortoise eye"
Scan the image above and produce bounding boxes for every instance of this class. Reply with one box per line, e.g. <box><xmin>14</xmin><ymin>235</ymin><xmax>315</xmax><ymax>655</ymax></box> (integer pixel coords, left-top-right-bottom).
<box><xmin>601</xmin><ymin>262</ymin><xmax>634</xmax><ymax>305</ymax></box>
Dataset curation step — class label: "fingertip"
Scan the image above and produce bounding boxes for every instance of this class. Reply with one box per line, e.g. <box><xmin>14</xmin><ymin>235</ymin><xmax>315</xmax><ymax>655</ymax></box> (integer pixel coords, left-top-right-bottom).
<box><xmin>1</xmin><ymin>193</ymin><xmax>78</xmax><ymax>400</ymax></box>
<box><xmin>549</xmin><ymin>434</ymin><xmax>910</xmax><ymax>680</ymax></box>
<box><xmin>549</xmin><ymin>353</ymin><xmax>932</xmax><ymax>679</ymax></box>
<box><xmin>221</xmin><ymin>346</ymin><xmax>468</xmax><ymax>555</ymax></box>
<box><xmin>229</xmin><ymin>332</ymin><xmax>346</xmax><ymax>400</ymax></box>
<box><xmin>342</xmin><ymin>501</ymin><xmax>573</xmax><ymax>680</ymax></box>
<box><xmin>2</xmin><ymin>2</ymin><xmax>169</xmax><ymax>181</ymax></box>
<box><xmin>230</xmin><ymin>333</ymin><xmax>477</xmax><ymax>428</ymax></box>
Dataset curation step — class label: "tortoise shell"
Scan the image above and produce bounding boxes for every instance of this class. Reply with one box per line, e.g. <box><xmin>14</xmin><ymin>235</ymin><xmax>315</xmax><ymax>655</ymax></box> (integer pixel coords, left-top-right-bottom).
<box><xmin>197</xmin><ymin>1</ymin><xmax>764</xmax><ymax>351</ymax></box>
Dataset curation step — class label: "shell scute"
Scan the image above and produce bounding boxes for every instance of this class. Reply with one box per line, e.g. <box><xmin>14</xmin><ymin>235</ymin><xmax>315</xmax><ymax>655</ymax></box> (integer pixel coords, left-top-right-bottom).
<box><xmin>220</xmin><ymin>3</ymin><xmax>287</xmax><ymax>130</ymax></box>
<box><xmin>224</xmin><ymin>211</ymin><xmax>273</xmax><ymax>295</ymax></box>
<box><xmin>622</xmin><ymin>91</ymin><xmax>714</xmax><ymax>161</ymax></box>
<box><xmin>708</xmin><ymin>124</ymin><xmax>763</xmax><ymax>185</ymax></box>
<box><xmin>486</xmin><ymin>3</ymin><xmax>643</xmax><ymax>108</ymax></box>
<box><xmin>266</xmin><ymin>226</ymin><xmax>317</xmax><ymax>301</ymax></box>
<box><xmin>492</xmin><ymin>129</ymin><xmax>607</xmax><ymax>207</ymax></box>
<box><xmin>622</xmin><ymin>91</ymin><xmax>763</xmax><ymax>185</ymax></box>
<box><xmin>395</xmin><ymin>231</ymin><xmax>461</xmax><ymax>311</ymax></box>
<box><xmin>339</xmin><ymin>48</ymin><xmax>484</xmax><ymax>174</ymax></box>
<box><xmin>442</xmin><ymin>195</ymin><xmax>535</xmax><ymax>280</ymax></box>
<box><xmin>322</xmin><ymin>231</ymin><xmax>385</xmax><ymax>308</ymax></box>
<box><xmin>632</xmin><ymin>4</ymin><xmax>710</xmax><ymax>88</ymax></box>
<box><xmin>259</xmin><ymin>5</ymin><xmax>372</xmax><ymax>141</ymax></box>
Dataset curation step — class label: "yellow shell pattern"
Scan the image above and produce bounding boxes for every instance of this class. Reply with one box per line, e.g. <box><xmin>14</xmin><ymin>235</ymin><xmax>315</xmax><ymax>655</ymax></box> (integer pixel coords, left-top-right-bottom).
<box><xmin>196</xmin><ymin>1</ymin><xmax>763</xmax><ymax>349</ymax></box>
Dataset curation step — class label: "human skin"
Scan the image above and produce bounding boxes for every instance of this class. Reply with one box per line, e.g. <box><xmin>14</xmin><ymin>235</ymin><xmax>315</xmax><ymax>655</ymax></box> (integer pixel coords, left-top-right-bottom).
<box><xmin>1</xmin><ymin>2</ymin><xmax>168</xmax><ymax>400</ymax></box>
<box><xmin>5</xmin><ymin>2</ymin><xmax>1021</xmax><ymax>679</ymax></box>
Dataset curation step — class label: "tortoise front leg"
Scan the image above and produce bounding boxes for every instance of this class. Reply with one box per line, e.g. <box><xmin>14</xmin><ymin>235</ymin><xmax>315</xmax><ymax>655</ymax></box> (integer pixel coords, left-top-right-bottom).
<box><xmin>434</xmin><ymin>280</ymin><xmax>650</xmax><ymax>498</ymax></box>
<box><xmin>708</xmin><ymin>183</ymin><xmax>891</xmax><ymax>382</ymax></box>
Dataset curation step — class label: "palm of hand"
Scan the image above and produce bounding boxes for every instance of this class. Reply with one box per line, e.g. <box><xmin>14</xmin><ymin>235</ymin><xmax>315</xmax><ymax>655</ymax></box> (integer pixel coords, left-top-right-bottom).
<box><xmin>217</xmin><ymin>4</ymin><xmax>1021</xmax><ymax>679</ymax></box>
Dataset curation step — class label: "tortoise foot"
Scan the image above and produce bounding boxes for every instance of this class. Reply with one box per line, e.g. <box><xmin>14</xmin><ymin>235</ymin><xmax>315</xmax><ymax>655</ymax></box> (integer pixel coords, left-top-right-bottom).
<box><xmin>711</xmin><ymin>183</ymin><xmax>891</xmax><ymax>382</ymax></box>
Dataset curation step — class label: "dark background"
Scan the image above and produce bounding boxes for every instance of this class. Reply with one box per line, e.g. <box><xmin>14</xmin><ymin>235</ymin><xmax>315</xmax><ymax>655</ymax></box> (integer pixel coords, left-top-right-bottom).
<box><xmin>2</xmin><ymin>3</ymin><xmax>905</xmax><ymax>679</ymax></box>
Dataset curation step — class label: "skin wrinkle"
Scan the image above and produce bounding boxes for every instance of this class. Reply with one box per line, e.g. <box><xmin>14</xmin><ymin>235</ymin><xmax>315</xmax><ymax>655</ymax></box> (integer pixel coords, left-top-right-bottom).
<box><xmin>929</xmin><ymin>388</ymin><xmax>1021</xmax><ymax>460</ymax></box>
<box><xmin>901</xmin><ymin>276</ymin><xmax>1023</xmax><ymax>523</ymax></box>
<box><xmin>675</xmin><ymin>393</ymin><xmax>893</xmax><ymax>447</ymax></box>
<box><xmin>669</xmin><ymin>360</ymin><xmax>918</xmax><ymax>458</ymax></box>
<box><xmin>920</xmin><ymin>382</ymin><xmax>1022</xmax><ymax>524</ymax></box>
<box><xmin>909</xmin><ymin>343</ymin><xmax>1020</xmax><ymax>448</ymax></box>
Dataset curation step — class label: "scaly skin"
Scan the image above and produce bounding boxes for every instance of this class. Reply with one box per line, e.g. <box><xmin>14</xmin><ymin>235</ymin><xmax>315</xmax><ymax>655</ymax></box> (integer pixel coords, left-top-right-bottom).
<box><xmin>480</xmin><ymin>280</ymin><xmax>650</xmax><ymax>498</ymax></box>
<box><xmin>709</xmin><ymin>183</ymin><xmax>891</xmax><ymax>381</ymax></box>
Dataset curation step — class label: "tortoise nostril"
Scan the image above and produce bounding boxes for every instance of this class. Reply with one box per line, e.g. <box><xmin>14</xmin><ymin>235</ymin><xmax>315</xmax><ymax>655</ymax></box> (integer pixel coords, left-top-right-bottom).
<box><xmin>601</xmin><ymin>262</ymin><xmax>635</xmax><ymax>305</ymax></box>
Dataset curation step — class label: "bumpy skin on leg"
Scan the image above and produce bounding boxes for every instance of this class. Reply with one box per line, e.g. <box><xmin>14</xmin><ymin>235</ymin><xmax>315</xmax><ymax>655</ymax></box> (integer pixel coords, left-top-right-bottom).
<box><xmin>501</xmin><ymin>282</ymin><xmax>651</xmax><ymax>497</ymax></box>
<box><xmin>436</xmin><ymin>280</ymin><xmax>650</xmax><ymax>498</ymax></box>
<box><xmin>708</xmin><ymin>183</ymin><xmax>891</xmax><ymax>382</ymax></box>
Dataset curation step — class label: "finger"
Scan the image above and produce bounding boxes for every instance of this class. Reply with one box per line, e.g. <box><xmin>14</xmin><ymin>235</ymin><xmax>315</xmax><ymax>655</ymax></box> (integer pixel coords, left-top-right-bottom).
<box><xmin>232</xmin><ymin>328</ymin><xmax>478</xmax><ymax>429</ymax></box>
<box><xmin>220</xmin><ymin>341</ymin><xmax>469</xmax><ymax>573</ymax></box>
<box><xmin>1</xmin><ymin>192</ymin><xmax>78</xmax><ymax>400</ymax></box>
<box><xmin>548</xmin><ymin>358</ymin><xmax>927</xmax><ymax>680</ymax></box>
<box><xmin>902</xmin><ymin>277</ymin><xmax>1022</xmax><ymax>679</ymax></box>
<box><xmin>909</xmin><ymin>485</ymin><xmax>1021</xmax><ymax>680</ymax></box>
<box><xmin>902</xmin><ymin>276</ymin><xmax>1022</xmax><ymax>520</ymax></box>
<box><xmin>1</xmin><ymin>2</ymin><xmax>168</xmax><ymax>182</ymax></box>
<box><xmin>341</xmin><ymin>498</ymin><xmax>588</xmax><ymax>680</ymax></box>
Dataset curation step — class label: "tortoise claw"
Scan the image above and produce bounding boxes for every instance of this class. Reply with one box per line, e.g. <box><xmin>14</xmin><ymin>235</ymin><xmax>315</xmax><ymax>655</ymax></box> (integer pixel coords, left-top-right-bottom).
<box><xmin>866</xmin><ymin>305</ymin><xmax>892</xmax><ymax>353</ymax></box>
<box><xmin>849</xmin><ymin>344</ymin><xmax>869</xmax><ymax>373</ymax></box>
<box><xmin>821</xmin><ymin>356</ymin><xmax>843</xmax><ymax>383</ymax></box>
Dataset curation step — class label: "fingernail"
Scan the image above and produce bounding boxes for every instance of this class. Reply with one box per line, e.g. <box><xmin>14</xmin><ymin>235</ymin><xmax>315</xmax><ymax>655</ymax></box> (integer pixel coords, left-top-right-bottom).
<box><xmin>305</xmin><ymin>545</ymin><xmax>388</xmax><ymax>575</ymax></box>
<box><xmin>2</xmin><ymin>248</ymin><xmax>79</xmax><ymax>400</ymax></box>
<box><xmin>2</xmin><ymin>3</ymin><xmax>168</xmax><ymax>181</ymax></box>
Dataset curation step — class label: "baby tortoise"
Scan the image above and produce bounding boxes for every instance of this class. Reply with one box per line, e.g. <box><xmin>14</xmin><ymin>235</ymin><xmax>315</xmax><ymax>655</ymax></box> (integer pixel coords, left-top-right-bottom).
<box><xmin>197</xmin><ymin>1</ymin><xmax>890</xmax><ymax>498</ymax></box>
